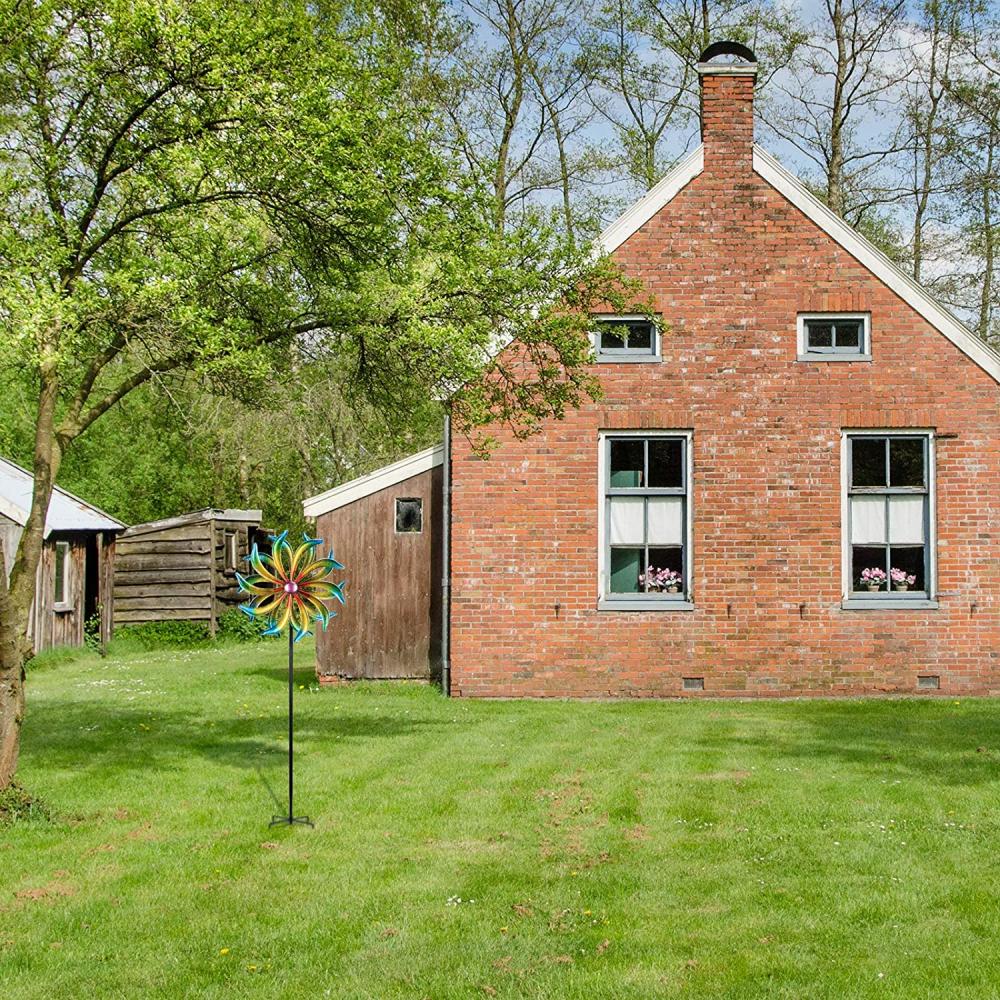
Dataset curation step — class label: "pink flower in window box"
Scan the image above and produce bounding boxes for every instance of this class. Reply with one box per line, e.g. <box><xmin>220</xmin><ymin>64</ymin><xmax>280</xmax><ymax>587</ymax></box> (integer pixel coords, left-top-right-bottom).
<box><xmin>860</xmin><ymin>567</ymin><xmax>887</xmax><ymax>591</ymax></box>
<box><xmin>890</xmin><ymin>567</ymin><xmax>917</xmax><ymax>591</ymax></box>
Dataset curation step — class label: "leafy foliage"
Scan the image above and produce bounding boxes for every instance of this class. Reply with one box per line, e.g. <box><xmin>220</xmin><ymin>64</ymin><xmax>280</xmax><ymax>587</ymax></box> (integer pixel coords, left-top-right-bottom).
<box><xmin>215</xmin><ymin>608</ymin><xmax>269</xmax><ymax>644</ymax></box>
<box><xmin>0</xmin><ymin>781</ymin><xmax>50</xmax><ymax>826</ymax></box>
<box><xmin>113</xmin><ymin>620</ymin><xmax>212</xmax><ymax>650</ymax></box>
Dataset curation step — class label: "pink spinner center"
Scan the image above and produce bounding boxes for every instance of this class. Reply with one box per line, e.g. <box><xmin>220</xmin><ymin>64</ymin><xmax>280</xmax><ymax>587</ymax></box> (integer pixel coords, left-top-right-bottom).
<box><xmin>283</xmin><ymin>580</ymin><xmax>299</xmax><ymax>594</ymax></box>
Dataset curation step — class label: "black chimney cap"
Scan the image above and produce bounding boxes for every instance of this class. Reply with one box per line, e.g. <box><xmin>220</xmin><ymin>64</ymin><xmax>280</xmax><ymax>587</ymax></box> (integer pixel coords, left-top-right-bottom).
<box><xmin>698</xmin><ymin>40</ymin><xmax>757</xmax><ymax>64</ymax></box>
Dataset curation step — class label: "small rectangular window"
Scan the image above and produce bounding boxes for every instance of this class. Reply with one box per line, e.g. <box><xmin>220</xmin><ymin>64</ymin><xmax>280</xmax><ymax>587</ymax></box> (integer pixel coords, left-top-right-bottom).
<box><xmin>798</xmin><ymin>314</ymin><xmax>870</xmax><ymax>360</ymax></box>
<box><xmin>224</xmin><ymin>531</ymin><xmax>238</xmax><ymax>571</ymax></box>
<box><xmin>593</xmin><ymin>316</ymin><xmax>659</xmax><ymax>361</ymax></box>
<box><xmin>53</xmin><ymin>541</ymin><xmax>70</xmax><ymax>607</ymax></box>
<box><xmin>846</xmin><ymin>433</ymin><xmax>932</xmax><ymax>600</ymax></box>
<box><xmin>601</xmin><ymin>433</ymin><xmax>690</xmax><ymax>606</ymax></box>
<box><xmin>395</xmin><ymin>498</ymin><xmax>423</xmax><ymax>533</ymax></box>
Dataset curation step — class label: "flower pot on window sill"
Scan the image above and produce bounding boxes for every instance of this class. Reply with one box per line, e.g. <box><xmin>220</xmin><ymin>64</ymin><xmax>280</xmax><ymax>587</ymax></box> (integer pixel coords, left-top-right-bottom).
<box><xmin>893</xmin><ymin>583</ymin><xmax>909</xmax><ymax>592</ymax></box>
<box><xmin>865</xmin><ymin>584</ymin><xmax>881</xmax><ymax>592</ymax></box>
<box><xmin>666</xmin><ymin>586</ymin><xmax>680</xmax><ymax>594</ymax></box>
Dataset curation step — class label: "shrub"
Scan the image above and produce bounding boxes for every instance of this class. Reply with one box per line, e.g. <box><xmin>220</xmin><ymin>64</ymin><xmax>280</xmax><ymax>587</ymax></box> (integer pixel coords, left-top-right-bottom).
<box><xmin>216</xmin><ymin>608</ymin><xmax>269</xmax><ymax>643</ymax></box>
<box><xmin>114</xmin><ymin>620</ymin><xmax>212</xmax><ymax>650</ymax></box>
<box><xmin>84</xmin><ymin>605</ymin><xmax>103</xmax><ymax>654</ymax></box>
<box><xmin>0</xmin><ymin>782</ymin><xmax>51</xmax><ymax>826</ymax></box>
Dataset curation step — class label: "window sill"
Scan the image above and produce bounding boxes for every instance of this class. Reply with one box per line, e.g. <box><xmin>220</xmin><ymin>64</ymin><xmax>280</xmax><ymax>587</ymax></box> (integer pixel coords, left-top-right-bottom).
<box><xmin>595</xmin><ymin>355</ymin><xmax>662</xmax><ymax>364</ymax></box>
<box><xmin>797</xmin><ymin>354</ymin><xmax>872</xmax><ymax>363</ymax></box>
<box><xmin>597</xmin><ymin>599</ymin><xmax>694</xmax><ymax>612</ymax></box>
<box><xmin>841</xmin><ymin>598</ymin><xmax>939</xmax><ymax>611</ymax></box>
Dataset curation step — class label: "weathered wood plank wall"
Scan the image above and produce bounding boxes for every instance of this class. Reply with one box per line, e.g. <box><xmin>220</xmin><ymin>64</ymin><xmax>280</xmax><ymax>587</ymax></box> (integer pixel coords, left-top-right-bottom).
<box><xmin>315</xmin><ymin>466</ymin><xmax>442</xmax><ymax>680</ymax></box>
<box><xmin>113</xmin><ymin>514</ymin><xmax>259</xmax><ymax>631</ymax></box>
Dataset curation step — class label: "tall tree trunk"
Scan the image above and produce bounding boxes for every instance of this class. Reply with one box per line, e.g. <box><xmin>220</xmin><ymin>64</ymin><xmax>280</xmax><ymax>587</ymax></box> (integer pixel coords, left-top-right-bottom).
<box><xmin>0</xmin><ymin>367</ymin><xmax>62</xmax><ymax>789</ymax></box>
<box><xmin>979</xmin><ymin>133</ymin><xmax>996</xmax><ymax>343</ymax></box>
<box><xmin>827</xmin><ymin>0</ymin><xmax>847</xmax><ymax>216</ymax></box>
<box><xmin>0</xmin><ymin>542</ymin><xmax>26</xmax><ymax>790</ymax></box>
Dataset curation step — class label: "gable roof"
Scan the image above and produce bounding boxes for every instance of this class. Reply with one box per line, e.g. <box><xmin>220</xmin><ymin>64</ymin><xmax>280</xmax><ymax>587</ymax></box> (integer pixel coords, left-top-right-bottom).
<box><xmin>0</xmin><ymin>457</ymin><xmax>125</xmax><ymax>536</ymax></box>
<box><xmin>303</xmin><ymin>445</ymin><xmax>444</xmax><ymax>518</ymax></box>
<box><xmin>595</xmin><ymin>141</ymin><xmax>1000</xmax><ymax>386</ymax></box>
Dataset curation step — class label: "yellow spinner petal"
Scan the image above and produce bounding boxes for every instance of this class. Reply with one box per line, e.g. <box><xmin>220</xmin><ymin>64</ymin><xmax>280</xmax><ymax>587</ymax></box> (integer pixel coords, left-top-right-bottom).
<box><xmin>270</xmin><ymin>539</ymin><xmax>291</xmax><ymax>581</ymax></box>
<box><xmin>288</xmin><ymin>542</ymin><xmax>314</xmax><ymax>579</ymax></box>
<box><xmin>275</xmin><ymin>597</ymin><xmax>294</xmax><ymax>633</ymax></box>
<box><xmin>254</xmin><ymin>592</ymin><xmax>287</xmax><ymax>619</ymax></box>
<box><xmin>251</xmin><ymin>551</ymin><xmax>281</xmax><ymax>586</ymax></box>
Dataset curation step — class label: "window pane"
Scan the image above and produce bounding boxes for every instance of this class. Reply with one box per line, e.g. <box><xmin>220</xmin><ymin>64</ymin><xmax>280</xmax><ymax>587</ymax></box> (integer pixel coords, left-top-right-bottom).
<box><xmin>890</xmin><ymin>546</ymin><xmax>925</xmax><ymax>592</ymax></box>
<box><xmin>852</xmin><ymin>546</ymin><xmax>888</xmax><ymax>591</ymax></box>
<box><xmin>646</xmin><ymin>547</ymin><xmax>683</xmax><ymax>590</ymax></box>
<box><xmin>851</xmin><ymin>496</ymin><xmax>886</xmax><ymax>544</ymax></box>
<box><xmin>599</xmin><ymin>326</ymin><xmax>626</xmax><ymax>350</ymax></box>
<box><xmin>851</xmin><ymin>437</ymin><xmax>886</xmax><ymax>487</ymax></box>
<box><xmin>395</xmin><ymin>498</ymin><xmax>422</xmax><ymax>533</ymax></box>
<box><xmin>625</xmin><ymin>322</ymin><xmax>653</xmax><ymax>350</ymax></box>
<box><xmin>888</xmin><ymin>495</ymin><xmax>924</xmax><ymax>544</ymax></box>
<box><xmin>834</xmin><ymin>321</ymin><xmax>862</xmax><ymax>349</ymax></box>
<box><xmin>609</xmin><ymin>497</ymin><xmax>645</xmax><ymax>544</ymax></box>
<box><xmin>54</xmin><ymin>545</ymin><xmax>66</xmax><ymax>603</ymax></box>
<box><xmin>610</xmin><ymin>548</ymin><xmax>642</xmax><ymax>593</ymax></box>
<box><xmin>889</xmin><ymin>438</ymin><xmax>924</xmax><ymax>487</ymax></box>
<box><xmin>647</xmin><ymin>497</ymin><xmax>683</xmax><ymax>545</ymax></box>
<box><xmin>610</xmin><ymin>439</ymin><xmax>644</xmax><ymax>487</ymax></box>
<box><xmin>806</xmin><ymin>321</ymin><xmax>834</xmax><ymax>348</ymax></box>
<box><xmin>648</xmin><ymin>439</ymin><xmax>682</xmax><ymax>488</ymax></box>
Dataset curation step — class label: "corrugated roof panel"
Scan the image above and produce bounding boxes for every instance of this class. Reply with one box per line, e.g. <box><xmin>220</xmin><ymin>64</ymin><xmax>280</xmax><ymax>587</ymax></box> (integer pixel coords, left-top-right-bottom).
<box><xmin>0</xmin><ymin>457</ymin><xmax>125</xmax><ymax>535</ymax></box>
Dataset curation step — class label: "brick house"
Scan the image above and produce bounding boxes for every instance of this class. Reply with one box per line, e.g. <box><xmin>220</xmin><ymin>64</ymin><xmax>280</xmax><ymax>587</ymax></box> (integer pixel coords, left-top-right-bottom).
<box><xmin>306</xmin><ymin>43</ymin><xmax>1000</xmax><ymax>697</ymax></box>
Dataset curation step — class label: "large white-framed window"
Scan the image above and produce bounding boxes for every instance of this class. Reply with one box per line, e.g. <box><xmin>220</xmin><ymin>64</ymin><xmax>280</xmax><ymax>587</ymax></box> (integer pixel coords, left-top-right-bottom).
<box><xmin>798</xmin><ymin>313</ymin><xmax>871</xmax><ymax>361</ymax></box>
<box><xmin>53</xmin><ymin>540</ymin><xmax>71</xmax><ymax>611</ymax></box>
<box><xmin>598</xmin><ymin>431</ymin><xmax>693</xmax><ymax>611</ymax></box>
<box><xmin>592</xmin><ymin>315</ymin><xmax>661</xmax><ymax>363</ymax></box>
<box><xmin>841</xmin><ymin>430</ymin><xmax>937</xmax><ymax>608</ymax></box>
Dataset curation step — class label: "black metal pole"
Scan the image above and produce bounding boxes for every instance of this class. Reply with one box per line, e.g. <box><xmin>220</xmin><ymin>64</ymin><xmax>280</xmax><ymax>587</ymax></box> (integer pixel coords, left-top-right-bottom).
<box><xmin>287</xmin><ymin>626</ymin><xmax>294</xmax><ymax>823</ymax></box>
<box><xmin>270</xmin><ymin>628</ymin><xmax>313</xmax><ymax>827</ymax></box>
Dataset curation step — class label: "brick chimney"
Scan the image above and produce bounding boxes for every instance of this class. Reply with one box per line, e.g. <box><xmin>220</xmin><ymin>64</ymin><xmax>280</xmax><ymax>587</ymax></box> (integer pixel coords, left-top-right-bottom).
<box><xmin>697</xmin><ymin>41</ymin><xmax>758</xmax><ymax>173</ymax></box>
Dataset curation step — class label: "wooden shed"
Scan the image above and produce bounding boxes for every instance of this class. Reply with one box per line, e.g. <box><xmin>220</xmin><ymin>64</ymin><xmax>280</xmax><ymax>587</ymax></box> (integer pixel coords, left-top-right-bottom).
<box><xmin>0</xmin><ymin>456</ymin><xmax>123</xmax><ymax>652</ymax></box>
<box><xmin>303</xmin><ymin>446</ymin><xmax>443</xmax><ymax>681</ymax></box>
<box><xmin>113</xmin><ymin>509</ymin><xmax>263</xmax><ymax>634</ymax></box>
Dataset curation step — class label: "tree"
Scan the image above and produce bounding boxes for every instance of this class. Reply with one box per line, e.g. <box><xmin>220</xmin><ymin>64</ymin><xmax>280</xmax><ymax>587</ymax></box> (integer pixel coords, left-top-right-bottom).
<box><xmin>585</xmin><ymin>0</ymin><xmax>798</xmax><ymax>198</ymax></box>
<box><xmin>766</xmin><ymin>0</ymin><xmax>909</xmax><ymax>225</ymax></box>
<box><xmin>0</xmin><ymin>0</ymin><xmax>638</xmax><ymax>788</ymax></box>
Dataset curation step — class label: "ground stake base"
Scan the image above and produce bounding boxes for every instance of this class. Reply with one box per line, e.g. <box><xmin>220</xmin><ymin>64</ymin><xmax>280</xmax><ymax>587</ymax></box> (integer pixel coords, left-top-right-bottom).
<box><xmin>270</xmin><ymin>814</ymin><xmax>314</xmax><ymax>828</ymax></box>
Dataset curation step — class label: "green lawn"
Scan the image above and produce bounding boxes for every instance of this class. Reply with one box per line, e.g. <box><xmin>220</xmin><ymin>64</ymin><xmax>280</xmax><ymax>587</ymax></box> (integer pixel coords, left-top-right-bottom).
<box><xmin>3</xmin><ymin>641</ymin><xmax>1000</xmax><ymax>999</ymax></box>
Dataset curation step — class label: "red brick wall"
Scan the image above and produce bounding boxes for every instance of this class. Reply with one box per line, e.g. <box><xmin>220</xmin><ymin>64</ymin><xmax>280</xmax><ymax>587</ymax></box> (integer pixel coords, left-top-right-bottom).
<box><xmin>449</xmin><ymin>69</ymin><xmax>1000</xmax><ymax>698</ymax></box>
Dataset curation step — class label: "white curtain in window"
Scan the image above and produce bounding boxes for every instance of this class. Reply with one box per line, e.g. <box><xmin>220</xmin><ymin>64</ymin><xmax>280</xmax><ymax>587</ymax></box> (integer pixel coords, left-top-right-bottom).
<box><xmin>889</xmin><ymin>496</ymin><xmax>924</xmax><ymax>544</ymax></box>
<box><xmin>646</xmin><ymin>497</ymin><xmax>683</xmax><ymax>545</ymax></box>
<box><xmin>609</xmin><ymin>497</ymin><xmax>644</xmax><ymax>545</ymax></box>
<box><xmin>851</xmin><ymin>497</ymin><xmax>886</xmax><ymax>544</ymax></box>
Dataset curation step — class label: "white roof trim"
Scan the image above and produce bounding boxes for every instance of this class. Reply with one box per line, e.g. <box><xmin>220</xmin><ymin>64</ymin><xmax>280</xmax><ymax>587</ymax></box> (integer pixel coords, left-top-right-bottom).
<box><xmin>303</xmin><ymin>445</ymin><xmax>444</xmax><ymax>518</ymax></box>
<box><xmin>596</xmin><ymin>145</ymin><xmax>704</xmax><ymax>254</ymax></box>
<box><xmin>753</xmin><ymin>145</ymin><xmax>1000</xmax><ymax>385</ymax></box>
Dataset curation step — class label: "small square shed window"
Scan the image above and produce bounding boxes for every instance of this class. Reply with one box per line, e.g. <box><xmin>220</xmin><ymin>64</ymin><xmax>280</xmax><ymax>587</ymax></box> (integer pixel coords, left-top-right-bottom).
<box><xmin>798</xmin><ymin>314</ymin><xmax>870</xmax><ymax>360</ymax></box>
<box><xmin>395</xmin><ymin>498</ymin><xmax>423</xmax><ymax>533</ymax></box>
<box><xmin>593</xmin><ymin>316</ymin><xmax>659</xmax><ymax>361</ymax></box>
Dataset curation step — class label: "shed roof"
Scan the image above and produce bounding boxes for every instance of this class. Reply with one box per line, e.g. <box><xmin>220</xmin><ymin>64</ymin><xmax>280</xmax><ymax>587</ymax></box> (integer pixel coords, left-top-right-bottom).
<box><xmin>0</xmin><ymin>456</ymin><xmax>125</xmax><ymax>536</ymax></box>
<box><xmin>121</xmin><ymin>508</ymin><xmax>263</xmax><ymax>538</ymax></box>
<box><xmin>303</xmin><ymin>445</ymin><xmax>444</xmax><ymax>518</ymax></box>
